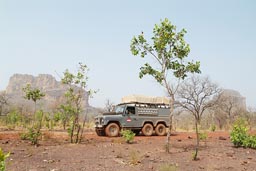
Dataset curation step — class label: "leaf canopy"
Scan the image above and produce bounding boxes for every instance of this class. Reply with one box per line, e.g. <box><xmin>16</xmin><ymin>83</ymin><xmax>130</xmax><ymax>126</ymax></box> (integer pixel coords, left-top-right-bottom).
<box><xmin>130</xmin><ymin>18</ymin><xmax>201</xmax><ymax>84</ymax></box>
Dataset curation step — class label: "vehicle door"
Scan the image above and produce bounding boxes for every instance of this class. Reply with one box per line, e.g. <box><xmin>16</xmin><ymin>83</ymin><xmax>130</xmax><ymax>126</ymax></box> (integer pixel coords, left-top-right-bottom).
<box><xmin>122</xmin><ymin>106</ymin><xmax>140</xmax><ymax>128</ymax></box>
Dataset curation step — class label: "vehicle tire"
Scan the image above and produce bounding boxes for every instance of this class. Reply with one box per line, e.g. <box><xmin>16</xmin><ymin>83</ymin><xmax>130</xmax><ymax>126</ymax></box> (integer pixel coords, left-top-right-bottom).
<box><xmin>155</xmin><ymin>124</ymin><xmax>166</xmax><ymax>136</ymax></box>
<box><xmin>95</xmin><ymin>129</ymin><xmax>105</xmax><ymax>136</ymax></box>
<box><xmin>142</xmin><ymin>123</ymin><xmax>154</xmax><ymax>136</ymax></box>
<box><xmin>105</xmin><ymin>123</ymin><xmax>120</xmax><ymax>137</ymax></box>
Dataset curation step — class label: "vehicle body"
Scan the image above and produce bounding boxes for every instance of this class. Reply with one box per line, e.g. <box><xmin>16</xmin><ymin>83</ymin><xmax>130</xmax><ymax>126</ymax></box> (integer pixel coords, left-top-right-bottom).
<box><xmin>94</xmin><ymin>95</ymin><xmax>170</xmax><ymax>137</ymax></box>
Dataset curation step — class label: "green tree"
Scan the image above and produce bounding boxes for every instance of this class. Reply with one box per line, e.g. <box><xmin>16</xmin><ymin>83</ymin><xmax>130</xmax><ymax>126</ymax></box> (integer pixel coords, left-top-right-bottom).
<box><xmin>130</xmin><ymin>18</ymin><xmax>201</xmax><ymax>152</ymax></box>
<box><xmin>22</xmin><ymin>84</ymin><xmax>45</xmax><ymax>145</ymax></box>
<box><xmin>23</xmin><ymin>84</ymin><xmax>45</xmax><ymax>113</ymax></box>
<box><xmin>61</xmin><ymin>62</ymin><xmax>96</xmax><ymax>143</ymax></box>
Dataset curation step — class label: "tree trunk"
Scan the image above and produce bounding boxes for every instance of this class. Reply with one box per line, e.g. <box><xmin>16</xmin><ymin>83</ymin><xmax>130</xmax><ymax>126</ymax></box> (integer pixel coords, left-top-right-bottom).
<box><xmin>70</xmin><ymin>120</ymin><xmax>75</xmax><ymax>143</ymax></box>
<box><xmin>75</xmin><ymin>124</ymin><xmax>81</xmax><ymax>143</ymax></box>
<box><xmin>194</xmin><ymin>119</ymin><xmax>200</xmax><ymax>160</ymax></box>
<box><xmin>166</xmin><ymin>94</ymin><xmax>174</xmax><ymax>153</ymax></box>
<box><xmin>79</xmin><ymin>113</ymin><xmax>87</xmax><ymax>143</ymax></box>
<box><xmin>63</xmin><ymin>121</ymin><xmax>66</xmax><ymax>130</ymax></box>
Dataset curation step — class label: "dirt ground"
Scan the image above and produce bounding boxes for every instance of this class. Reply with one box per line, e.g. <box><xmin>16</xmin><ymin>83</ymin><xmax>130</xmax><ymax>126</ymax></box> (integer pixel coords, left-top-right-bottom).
<box><xmin>0</xmin><ymin>130</ymin><xmax>256</xmax><ymax>171</ymax></box>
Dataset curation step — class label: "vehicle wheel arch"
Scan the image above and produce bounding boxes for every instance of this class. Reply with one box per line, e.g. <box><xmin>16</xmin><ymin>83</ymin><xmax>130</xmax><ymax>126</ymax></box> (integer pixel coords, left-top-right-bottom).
<box><xmin>156</xmin><ymin>121</ymin><xmax>168</xmax><ymax>127</ymax></box>
<box><xmin>142</xmin><ymin>121</ymin><xmax>154</xmax><ymax>127</ymax></box>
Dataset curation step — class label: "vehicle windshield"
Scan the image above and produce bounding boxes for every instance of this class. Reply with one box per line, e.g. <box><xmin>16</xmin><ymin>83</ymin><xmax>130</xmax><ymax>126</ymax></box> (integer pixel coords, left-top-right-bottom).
<box><xmin>115</xmin><ymin>105</ymin><xmax>125</xmax><ymax>113</ymax></box>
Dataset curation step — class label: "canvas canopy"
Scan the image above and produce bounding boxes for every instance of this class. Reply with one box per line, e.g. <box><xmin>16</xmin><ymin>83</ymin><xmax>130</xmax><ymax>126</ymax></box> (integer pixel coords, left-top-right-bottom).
<box><xmin>121</xmin><ymin>95</ymin><xmax>170</xmax><ymax>105</ymax></box>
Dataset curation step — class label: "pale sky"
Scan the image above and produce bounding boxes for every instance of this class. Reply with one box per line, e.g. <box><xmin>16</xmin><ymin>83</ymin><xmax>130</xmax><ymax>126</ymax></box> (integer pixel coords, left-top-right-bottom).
<box><xmin>0</xmin><ymin>0</ymin><xmax>255</xmax><ymax>108</ymax></box>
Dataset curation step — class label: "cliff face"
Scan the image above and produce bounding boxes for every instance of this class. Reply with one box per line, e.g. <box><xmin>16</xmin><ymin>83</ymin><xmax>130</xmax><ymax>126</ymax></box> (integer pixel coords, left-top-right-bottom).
<box><xmin>5</xmin><ymin>74</ymin><xmax>89</xmax><ymax>112</ymax></box>
<box><xmin>6</xmin><ymin>74</ymin><xmax>64</xmax><ymax>94</ymax></box>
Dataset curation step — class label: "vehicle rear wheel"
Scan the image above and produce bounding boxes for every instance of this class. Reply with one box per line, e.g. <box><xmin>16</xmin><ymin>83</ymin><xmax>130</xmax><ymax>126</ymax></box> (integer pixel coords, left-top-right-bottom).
<box><xmin>142</xmin><ymin>123</ymin><xmax>153</xmax><ymax>136</ymax></box>
<box><xmin>155</xmin><ymin>123</ymin><xmax>166</xmax><ymax>136</ymax></box>
<box><xmin>105</xmin><ymin>123</ymin><xmax>120</xmax><ymax>137</ymax></box>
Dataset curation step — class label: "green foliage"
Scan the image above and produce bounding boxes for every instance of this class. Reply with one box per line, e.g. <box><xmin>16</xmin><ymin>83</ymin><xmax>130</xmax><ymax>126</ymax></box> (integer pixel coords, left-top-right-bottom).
<box><xmin>53</xmin><ymin>112</ymin><xmax>61</xmax><ymax>122</ymax></box>
<box><xmin>210</xmin><ymin>124</ymin><xmax>216</xmax><ymax>132</ymax></box>
<box><xmin>35</xmin><ymin>110</ymin><xmax>44</xmax><ymax>122</ymax></box>
<box><xmin>21</xmin><ymin>110</ymin><xmax>44</xmax><ymax>145</ymax></box>
<box><xmin>243</xmin><ymin>135</ymin><xmax>256</xmax><ymax>149</ymax></box>
<box><xmin>230</xmin><ymin>118</ymin><xmax>248</xmax><ymax>147</ymax></box>
<box><xmin>0</xmin><ymin>148</ymin><xmax>10</xmax><ymax>171</ymax></box>
<box><xmin>130</xmin><ymin>18</ymin><xmax>201</xmax><ymax>83</ymax></box>
<box><xmin>199</xmin><ymin>132</ymin><xmax>208</xmax><ymax>141</ymax></box>
<box><xmin>61</xmin><ymin>62</ymin><xmax>96</xmax><ymax>143</ymax></box>
<box><xmin>159</xmin><ymin>163</ymin><xmax>177</xmax><ymax>171</ymax></box>
<box><xmin>230</xmin><ymin>118</ymin><xmax>256</xmax><ymax>149</ymax></box>
<box><xmin>44</xmin><ymin>113</ymin><xmax>51</xmax><ymax>129</ymax></box>
<box><xmin>22</xmin><ymin>84</ymin><xmax>45</xmax><ymax>104</ymax></box>
<box><xmin>22</xmin><ymin>85</ymin><xmax>45</xmax><ymax>145</ymax></box>
<box><xmin>2</xmin><ymin>109</ymin><xmax>33</xmax><ymax>128</ymax></box>
<box><xmin>20</xmin><ymin>132</ymin><xmax>27</xmax><ymax>140</ymax></box>
<box><xmin>5</xmin><ymin>110</ymin><xmax>22</xmax><ymax>125</ymax></box>
<box><xmin>120</xmin><ymin>130</ymin><xmax>135</xmax><ymax>143</ymax></box>
<box><xmin>26</xmin><ymin>126</ymin><xmax>42</xmax><ymax>145</ymax></box>
<box><xmin>131</xmin><ymin>18</ymin><xmax>201</xmax><ymax>153</ymax></box>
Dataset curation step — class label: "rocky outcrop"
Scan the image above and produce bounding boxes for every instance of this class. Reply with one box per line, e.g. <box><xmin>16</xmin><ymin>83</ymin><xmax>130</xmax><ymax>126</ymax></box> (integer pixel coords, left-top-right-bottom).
<box><xmin>6</xmin><ymin>74</ymin><xmax>64</xmax><ymax>94</ymax></box>
<box><xmin>4</xmin><ymin>74</ymin><xmax>89</xmax><ymax>113</ymax></box>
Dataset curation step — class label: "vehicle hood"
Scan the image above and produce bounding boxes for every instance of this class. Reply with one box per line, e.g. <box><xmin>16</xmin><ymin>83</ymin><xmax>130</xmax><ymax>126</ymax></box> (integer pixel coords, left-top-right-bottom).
<box><xmin>102</xmin><ymin>112</ymin><xmax>121</xmax><ymax>115</ymax></box>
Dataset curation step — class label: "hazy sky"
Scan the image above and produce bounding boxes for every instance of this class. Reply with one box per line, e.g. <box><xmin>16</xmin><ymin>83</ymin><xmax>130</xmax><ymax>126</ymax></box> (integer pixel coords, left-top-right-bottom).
<box><xmin>0</xmin><ymin>0</ymin><xmax>255</xmax><ymax>108</ymax></box>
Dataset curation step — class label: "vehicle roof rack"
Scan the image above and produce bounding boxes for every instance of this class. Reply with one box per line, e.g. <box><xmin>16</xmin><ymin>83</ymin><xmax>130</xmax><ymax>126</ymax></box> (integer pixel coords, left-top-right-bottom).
<box><xmin>121</xmin><ymin>95</ymin><xmax>171</xmax><ymax>105</ymax></box>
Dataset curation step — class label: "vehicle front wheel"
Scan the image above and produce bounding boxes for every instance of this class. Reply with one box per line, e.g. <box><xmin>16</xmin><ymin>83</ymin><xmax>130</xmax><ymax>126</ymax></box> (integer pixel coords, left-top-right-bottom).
<box><xmin>105</xmin><ymin>123</ymin><xmax>120</xmax><ymax>137</ymax></box>
<box><xmin>155</xmin><ymin>124</ymin><xmax>166</xmax><ymax>136</ymax></box>
<box><xmin>142</xmin><ymin>123</ymin><xmax>153</xmax><ymax>136</ymax></box>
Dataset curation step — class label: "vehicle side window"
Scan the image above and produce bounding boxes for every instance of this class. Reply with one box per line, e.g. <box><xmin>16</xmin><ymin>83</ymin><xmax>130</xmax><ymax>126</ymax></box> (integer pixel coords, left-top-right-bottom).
<box><xmin>126</xmin><ymin>106</ymin><xmax>135</xmax><ymax>115</ymax></box>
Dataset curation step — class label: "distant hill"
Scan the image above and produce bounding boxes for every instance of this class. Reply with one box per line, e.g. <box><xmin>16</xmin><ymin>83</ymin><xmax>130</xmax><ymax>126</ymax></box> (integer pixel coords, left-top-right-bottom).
<box><xmin>1</xmin><ymin>74</ymin><xmax>91</xmax><ymax>114</ymax></box>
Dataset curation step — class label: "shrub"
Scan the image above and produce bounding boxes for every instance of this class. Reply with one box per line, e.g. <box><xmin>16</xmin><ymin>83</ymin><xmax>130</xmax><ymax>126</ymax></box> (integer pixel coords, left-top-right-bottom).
<box><xmin>120</xmin><ymin>130</ymin><xmax>135</xmax><ymax>144</ymax></box>
<box><xmin>199</xmin><ymin>132</ymin><xmax>208</xmax><ymax>141</ymax></box>
<box><xmin>210</xmin><ymin>124</ymin><xmax>216</xmax><ymax>132</ymax></box>
<box><xmin>230</xmin><ymin>118</ymin><xmax>256</xmax><ymax>149</ymax></box>
<box><xmin>230</xmin><ymin>118</ymin><xmax>248</xmax><ymax>147</ymax></box>
<box><xmin>5</xmin><ymin>110</ymin><xmax>22</xmax><ymax>125</ymax></box>
<box><xmin>243</xmin><ymin>135</ymin><xmax>256</xmax><ymax>149</ymax></box>
<box><xmin>21</xmin><ymin>126</ymin><xmax>41</xmax><ymax>145</ymax></box>
<box><xmin>21</xmin><ymin>110</ymin><xmax>44</xmax><ymax>145</ymax></box>
<box><xmin>0</xmin><ymin>148</ymin><xmax>10</xmax><ymax>171</ymax></box>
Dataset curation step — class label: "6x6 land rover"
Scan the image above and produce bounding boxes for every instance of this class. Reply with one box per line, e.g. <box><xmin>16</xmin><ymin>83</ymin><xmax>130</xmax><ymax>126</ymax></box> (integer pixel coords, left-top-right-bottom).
<box><xmin>94</xmin><ymin>95</ymin><xmax>170</xmax><ymax>137</ymax></box>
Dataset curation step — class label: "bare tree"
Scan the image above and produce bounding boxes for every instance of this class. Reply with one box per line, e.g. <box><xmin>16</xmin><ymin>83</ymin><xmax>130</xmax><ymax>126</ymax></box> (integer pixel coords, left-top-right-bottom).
<box><xmin>0</xmin><ymin>91</ymin><xmax>9</xmax><ymax>115</ymax></box>
<box><xmin>245</xmin><ymin>107</ymin><xmax>256</xmax><ymax>130</ymax></box>
<box><xmin>176</xmin><ymin>76</ymin><xmax>220</xmax><ymax>160</ymax></box>
<box><xmin>214</xmin><ymin>91</ymin><xmax>245</xmax><ymax>129</ymax></box>
<box><xmin>210</xmin><ymin>108</ymin><xmax>226</xmax><ymax>130</ymax></box>
<box><xmin>104</xmin><ymin>99</ymin><xmax>114</xmax><ymax>112</ymax></box>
